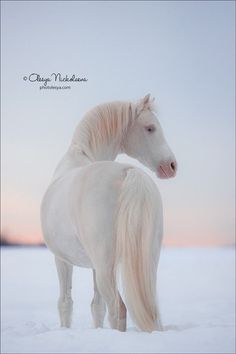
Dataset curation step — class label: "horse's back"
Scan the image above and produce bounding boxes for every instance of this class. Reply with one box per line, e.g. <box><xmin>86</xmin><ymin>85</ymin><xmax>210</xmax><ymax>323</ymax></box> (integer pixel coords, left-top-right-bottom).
<box><xmin>41</xmin><ymin>161</ymin><xmax>160</xmax><ymax>268</ymax></box>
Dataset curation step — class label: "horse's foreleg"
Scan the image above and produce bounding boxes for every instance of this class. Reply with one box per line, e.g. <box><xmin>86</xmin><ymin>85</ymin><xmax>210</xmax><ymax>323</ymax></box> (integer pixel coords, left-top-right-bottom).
<box><xmin>95</xmin><ymin>269</ymin><xmax>127</xmax><ymax>332</ymax></box>
<box><xmin>55</xmin><ymin>256</ymin><xmax>73</xmax><ymax>328</ymax></box>
<box><xmin>91</xmin><ymin>269</ymin><xmax>106</xmax><ymax>328</ymax></box>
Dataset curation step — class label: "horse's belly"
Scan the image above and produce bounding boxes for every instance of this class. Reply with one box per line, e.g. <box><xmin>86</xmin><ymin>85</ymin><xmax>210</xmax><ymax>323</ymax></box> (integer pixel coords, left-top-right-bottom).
<box><xmin>41</xmin><ymin>169</ymin><xmax>93</xmax><ymax>267</ymax></box>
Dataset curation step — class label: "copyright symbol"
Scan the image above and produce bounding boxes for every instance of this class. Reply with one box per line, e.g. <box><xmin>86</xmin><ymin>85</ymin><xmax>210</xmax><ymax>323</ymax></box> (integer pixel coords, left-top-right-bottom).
<box><xmin>23</xmin><ymin>76</ymin><xmax>27</xmax><ymax>81</ymax></box>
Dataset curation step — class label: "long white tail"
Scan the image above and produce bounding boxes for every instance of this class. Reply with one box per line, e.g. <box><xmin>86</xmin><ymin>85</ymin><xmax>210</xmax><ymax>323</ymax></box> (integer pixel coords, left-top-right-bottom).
<box><xmin>115</xmin><ymin>167</ymin><xmax>163</xmax><ymax>332</ymax></box>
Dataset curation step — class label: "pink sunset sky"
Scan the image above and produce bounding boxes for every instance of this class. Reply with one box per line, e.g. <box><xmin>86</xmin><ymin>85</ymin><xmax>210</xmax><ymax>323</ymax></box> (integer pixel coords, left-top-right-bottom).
<box><xmin>1</xmin><ymin>1</ymin><xmax>235</xmax><ymax>247</ymax></box>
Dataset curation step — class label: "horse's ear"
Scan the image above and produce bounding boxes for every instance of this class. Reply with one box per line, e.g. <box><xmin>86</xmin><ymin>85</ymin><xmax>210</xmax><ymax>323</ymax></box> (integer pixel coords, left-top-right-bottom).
<box><xmin>136</xmin><ymin>94</ymin><xmax>152</xmax><ymax>116</ymax></box>
<box><xmin>143</xmin><ymin>94</ymin><xmax>151</xmax><ymax>105</ymax></box>
<box><xmin>144</xmin><ymin>94</ymin><xmax>156</xmax><ymax>108</ymax></box>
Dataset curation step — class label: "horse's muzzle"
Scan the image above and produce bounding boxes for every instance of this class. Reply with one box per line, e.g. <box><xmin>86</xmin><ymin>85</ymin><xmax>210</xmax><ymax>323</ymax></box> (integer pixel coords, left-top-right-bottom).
<box><xmin>157</xmin><ymin>160</ymin><xmax>177</xmax><ymax>179</ymax></box>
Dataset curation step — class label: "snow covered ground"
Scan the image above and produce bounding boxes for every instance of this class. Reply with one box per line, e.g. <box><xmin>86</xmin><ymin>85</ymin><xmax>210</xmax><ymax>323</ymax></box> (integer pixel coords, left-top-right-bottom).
<box><xmin>1</xmin><ymin>246</ymin><xmax>235</xmax><ymax>353</ymax></box>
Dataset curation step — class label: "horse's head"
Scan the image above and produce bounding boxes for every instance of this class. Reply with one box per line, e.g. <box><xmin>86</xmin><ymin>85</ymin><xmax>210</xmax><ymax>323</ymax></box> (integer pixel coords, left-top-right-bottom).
<box><xmin>123</xmin><ymin>94</ymin><xmax>177</xmax><ymax>179</ymax></box>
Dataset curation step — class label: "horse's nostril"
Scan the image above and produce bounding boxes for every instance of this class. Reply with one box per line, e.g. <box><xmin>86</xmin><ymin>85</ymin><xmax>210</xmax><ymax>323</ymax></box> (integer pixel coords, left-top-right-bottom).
<box><xmin>170</xmin><ymin>162</ymin><xmax>175</xmax><ymax>171</ymax></box>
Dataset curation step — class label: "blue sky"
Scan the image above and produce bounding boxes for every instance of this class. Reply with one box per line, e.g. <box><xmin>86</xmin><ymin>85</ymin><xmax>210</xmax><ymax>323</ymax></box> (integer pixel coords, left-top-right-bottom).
<box><xmin>1</xmin><ymin>1</ymin><xmax>235</xmax><ymax>245</ymax></box>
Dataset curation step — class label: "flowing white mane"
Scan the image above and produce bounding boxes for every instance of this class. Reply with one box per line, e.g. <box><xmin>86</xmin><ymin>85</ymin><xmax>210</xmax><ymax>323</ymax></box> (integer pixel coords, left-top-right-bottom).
<box><xmin>70</xmin><ymin>98</ymin><xmax>155</xmax><ymax>159</ymax></box>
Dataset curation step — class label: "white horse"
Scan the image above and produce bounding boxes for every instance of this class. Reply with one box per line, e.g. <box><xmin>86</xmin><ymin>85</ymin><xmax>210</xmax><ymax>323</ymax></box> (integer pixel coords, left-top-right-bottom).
<box><xmin>41</xmin><ymin>94</ymin><xmax>177</xmax><ymax>333</ymax></box>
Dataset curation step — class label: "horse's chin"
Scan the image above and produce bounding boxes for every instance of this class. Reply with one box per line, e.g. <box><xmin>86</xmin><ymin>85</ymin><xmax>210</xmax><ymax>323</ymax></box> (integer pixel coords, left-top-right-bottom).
<box><xmin>156</xmin><ymin>172</ymin><xmax>172</xmax><ymax>179</ymax></box>
<box><xmin>157</xmin><ymin>172</ymin><xmax>170</xmax><ymax>179</ymax></box>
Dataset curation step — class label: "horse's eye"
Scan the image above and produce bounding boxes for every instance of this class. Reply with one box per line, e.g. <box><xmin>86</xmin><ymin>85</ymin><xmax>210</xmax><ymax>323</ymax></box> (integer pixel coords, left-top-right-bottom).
<box><xmin>145</xmin><ymin>125</ymin><xmax>156</xmax><ymax>133</ymax></box>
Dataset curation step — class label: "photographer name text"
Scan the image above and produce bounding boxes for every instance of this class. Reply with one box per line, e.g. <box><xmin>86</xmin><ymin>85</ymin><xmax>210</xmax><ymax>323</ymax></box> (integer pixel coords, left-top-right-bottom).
<box><xmin>23</xmin><ymin>73</ymin><xmax>88</xmax><ymax>88</ymax></box>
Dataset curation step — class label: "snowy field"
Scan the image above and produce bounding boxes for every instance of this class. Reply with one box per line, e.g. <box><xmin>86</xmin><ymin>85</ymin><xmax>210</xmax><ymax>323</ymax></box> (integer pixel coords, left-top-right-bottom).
<box><xmin>1</xmin><ymin>246</ymin><xmax>235</xmax><ymax>354</ymax></box>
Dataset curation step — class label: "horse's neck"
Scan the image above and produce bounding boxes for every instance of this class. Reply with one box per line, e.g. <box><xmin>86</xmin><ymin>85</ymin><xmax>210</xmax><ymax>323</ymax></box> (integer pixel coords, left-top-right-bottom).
<box><xmin>52</xmin><ymin>148</ymin><xmax>89</xmax><ymax>181</ymax></box>
<box><xmin>52</xmin><ymin>140</ymin><xmax>120</xmax><ymax>181</ymax></box>
<box><xmin>88</xmin><ymin>140</ymin><xmax>120</xmax><ymax>161</ymax></box>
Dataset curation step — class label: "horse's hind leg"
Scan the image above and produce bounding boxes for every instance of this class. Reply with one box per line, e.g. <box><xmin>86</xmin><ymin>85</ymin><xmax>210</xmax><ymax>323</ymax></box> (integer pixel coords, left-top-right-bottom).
<box><xmin>95</xmin><ymin>268</ymin><xmax>127</xmax><ymax>332</ymax></box>
<box><xmin>91</xmin><ymin>270</ymin><xmax>106</xmax><ymax>328</ymax></box>
<box><xmin>55</xmin><ymin>256</ymin><xmax>73</xmax><ymax>328</ymax></box>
